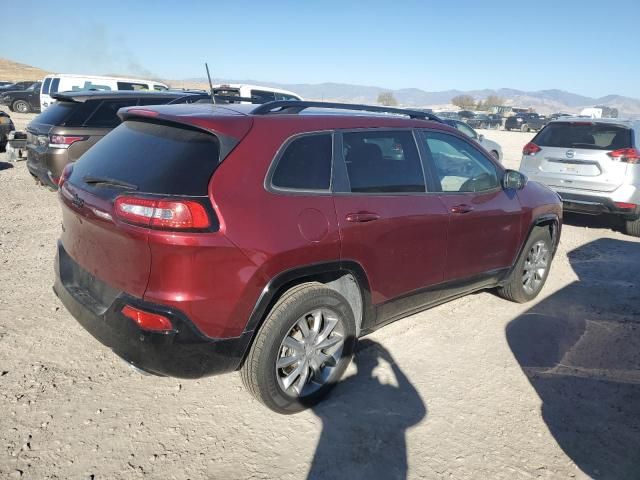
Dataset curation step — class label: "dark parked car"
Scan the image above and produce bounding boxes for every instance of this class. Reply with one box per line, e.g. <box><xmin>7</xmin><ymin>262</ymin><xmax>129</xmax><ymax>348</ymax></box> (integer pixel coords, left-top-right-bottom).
<box><xmin>466</xmin><ymin>113</ymin><xmax>502</xmax><ymax>129</ymax></box>
<box><xmin>54</xmin><ymin>100</ymin><xmax>562</xmax><ymax>413</ymax></box>
<box><xmin>26</xmin><ymin>90</ymin><xmax>203</xmax><ymax>188</ymax></box>
<box><xmin>0</xmin><ymin>80</ymin><xmax>36</xmax><ymax>93</ymax></box>
<box><xmin>0</xmin><ymin>81</ymin><xmax>42</xmax><ymax>113</ymax></box>
<box><xmin>505</xmin><ymin>113</ymin><xmax>548</xmax><ymax>132</ymax></box>
<box><xmin>0</xmin><ymin>111</ymin><xmax>15</xmax><ymax>152</ymax></box>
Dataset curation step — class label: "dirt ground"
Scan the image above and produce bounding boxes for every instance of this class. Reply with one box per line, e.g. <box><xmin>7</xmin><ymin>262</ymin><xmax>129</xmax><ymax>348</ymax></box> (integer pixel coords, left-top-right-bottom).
<box><xmin>1</xmin><ymin>111</ymin><xmax>639</xmax><ymax>480</ymax></box>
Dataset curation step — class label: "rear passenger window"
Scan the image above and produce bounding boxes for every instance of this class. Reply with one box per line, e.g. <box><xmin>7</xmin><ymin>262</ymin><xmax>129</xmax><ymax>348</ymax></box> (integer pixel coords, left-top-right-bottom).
<box><xmin>42</xmin><ymin>78</ymin><xmax>51</xmax><ymax>94</ymax></box>
<box><xmin>50</xmin><ymin>78</ymin><xmax>60</xmax><ymax>94</ymax></box>
<box><xmin>422</xmin><ymin>131</ymin><xmax>498</xmax><ymax>193</ymax></box>
<box><xmin>343</xmin><ymin>130</ymin><xmax>425</xmax><ymax>193</ymax></box>
<box><xmin>117</xmin><ymin>82</ymin><xmax>149</xmax><ymax>91</ymax></box>
<box><xmin>271</xmin><ymin>134</ymin><xmax>332</xmax><ymax>191</ymax></box>
<box><xmin>251</xmin><ymin>90</ymin><xmax>277</xmax><ymax>103</ymax></box>
<box><xmin>85</xmin><ymin>100</ymin><xmax>138</xmax><ymax>127</ymax></box>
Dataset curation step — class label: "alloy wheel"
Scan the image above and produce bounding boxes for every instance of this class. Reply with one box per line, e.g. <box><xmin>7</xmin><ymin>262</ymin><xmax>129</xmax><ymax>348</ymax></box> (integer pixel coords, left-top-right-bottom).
<box><xmin>522</xmin><ymin>240</ymin><xmax>549</xmax><ymax>295</ymax></box>
<box><xmin>276</xmin><ymin>308</ymin><xmax>345</xmax><ymax>397</ymax></box>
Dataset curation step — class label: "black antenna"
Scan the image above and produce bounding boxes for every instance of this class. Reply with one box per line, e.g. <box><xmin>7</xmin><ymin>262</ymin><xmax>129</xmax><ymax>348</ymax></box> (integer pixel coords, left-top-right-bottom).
<box><xmin>205</xmin><ymin>62</ymin><xmax>216</xmax><ymax>105</ymax></box>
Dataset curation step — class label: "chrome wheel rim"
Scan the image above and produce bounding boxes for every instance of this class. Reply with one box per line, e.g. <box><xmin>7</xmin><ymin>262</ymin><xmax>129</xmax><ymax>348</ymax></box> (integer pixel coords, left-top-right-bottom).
<box><xmin>16</xmin><ymin>102</ymin><xmax>28</xmax><ymax>113</ymax></box>
<box><xmin>276</xmin><ymin>308</ymin><xmax>345</xmax><ymax>397</ymax></box>
<box><xmin>522</xmin><ymin>240</ymin><xmax>549</xmax><ymax>294</ymax></box>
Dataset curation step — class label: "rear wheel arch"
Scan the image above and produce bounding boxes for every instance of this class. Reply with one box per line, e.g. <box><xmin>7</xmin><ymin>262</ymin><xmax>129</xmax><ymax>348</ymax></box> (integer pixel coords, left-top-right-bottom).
<box><xmin>240</xmin><ymin>261</ymin><xmax>373</xmax><ymax>364</ymax></box>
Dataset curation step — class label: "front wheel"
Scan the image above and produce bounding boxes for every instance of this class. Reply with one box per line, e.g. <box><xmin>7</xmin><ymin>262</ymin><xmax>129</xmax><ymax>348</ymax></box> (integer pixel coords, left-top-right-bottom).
<box><xmin>241</xmin><ymin>283</ymin><xmax>356</xmax><ymax>414</ymax></box>
<box><xmin>12</xmin><ymin>100</ymin><xmax>31</xmax><ymax>113</ymax></box>
<box><xmin>497</xmin><ymin>227</ymin><xmax>553</xmax><ymax>303</ymax></box>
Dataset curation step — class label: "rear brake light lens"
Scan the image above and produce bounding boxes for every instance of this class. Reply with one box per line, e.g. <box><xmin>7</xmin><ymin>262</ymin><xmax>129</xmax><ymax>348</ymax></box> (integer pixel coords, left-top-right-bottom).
<box><xmin>49</xmin><ymin>135</ymin><xmax>85</xmax><ymax>148</ymax></box>
<box><xmin>614</xmin><ymin>202</ymin><xmax>637</xmax><ymax>209</ymax></box>
<box><xmin>57</xmin><ymin>163</ymin><xmax>74</xmax><ymax>188</ymax></box>
<box><xmin>607</xmin><ymin>148</ymin><xmax>640</xmax><ymax>164</ymax></box>
<box><xmin>121</xmin><ymin>305</ymin><xmax>173</xmax><ymax>332</ymax></box>
<box><xmin>523</xmin><ymin>142</ymin><xmax>541</xmax><ymax>155</ymax></box>
<box><xmin>114</xmin><ymin>196</ymin><xmax>211</xmax><ymax>230</ymax></box>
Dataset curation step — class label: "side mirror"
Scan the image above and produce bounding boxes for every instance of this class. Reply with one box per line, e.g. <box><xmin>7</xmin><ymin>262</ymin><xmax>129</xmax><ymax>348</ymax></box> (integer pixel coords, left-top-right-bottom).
<box><xmin>503</xmin><ymin>169</ymin><xmax>527</xmax><ymax>190</ymax></box>
<box><xmin>478</xmin><ymin>134</ymin><xmax>484</xmax><ymax>142</ymax></box>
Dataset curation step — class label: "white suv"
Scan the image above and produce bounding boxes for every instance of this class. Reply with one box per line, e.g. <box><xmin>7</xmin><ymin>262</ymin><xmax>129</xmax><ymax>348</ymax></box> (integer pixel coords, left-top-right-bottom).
<box><xmin>519</xmin><ymin>118</ymin><xmax>640</xmax><ymax>236</ymax></box>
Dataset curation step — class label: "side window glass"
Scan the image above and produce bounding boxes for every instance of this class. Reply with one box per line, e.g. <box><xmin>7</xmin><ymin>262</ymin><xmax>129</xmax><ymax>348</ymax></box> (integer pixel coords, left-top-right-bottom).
<box><xmin>343</xmin><ymin>130</ymin><xmax>425</xmax><ymax>193</ymax></box>
<box><xmin>42</xmin><ymin>78</ymin><xmax>52</xmax><ymax>94</ymax></box>
<box><xmin>84</xmin><ymin>100</ymin><xmax>138</xmax><ymax>128</ymax></box>
<box><xmin>457</xmin><ymin>122</ymin><xmax>477</xmax><ymax>139</ymax></box>
<box><xmin>117</xmin><ymin>82</ymin><xmax>149</xmax><ymax>91</ymax></box>
<box><xmin>251</xmin><ymin>90</ymin><xmax>277</xmax><ymax>103</ymax></box>
<box><xmin>422</xmin><ymin>131</ymin><xmax>498</xmax><ymax>193</ymax></box>
<box><xmin>50</xmin><ymin>78</ymin><xmax>60</xmax><ymax>94</ymax></box>
<box><xmin>271</xmin><ymin>134</ymin><xmax>332</xmax><ymax>191</ymax></box>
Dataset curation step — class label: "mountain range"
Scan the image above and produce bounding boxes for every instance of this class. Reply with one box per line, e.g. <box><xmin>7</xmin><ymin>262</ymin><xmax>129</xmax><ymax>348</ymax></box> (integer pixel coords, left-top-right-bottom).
<box><xmin>1</xmin><ymin>57</ymin><xmax>638</xmax><ymax>116</ymax></box>
<box><xmin>179</xmin><ymin>79</ymin><xmax>640</xmax><ymax>116</ymax></box>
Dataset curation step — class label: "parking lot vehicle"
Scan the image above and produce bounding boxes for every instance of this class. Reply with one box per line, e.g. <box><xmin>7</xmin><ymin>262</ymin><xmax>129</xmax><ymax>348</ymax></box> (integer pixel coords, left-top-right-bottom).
<box><xmin>466</xmin><ymin>113</ymin><xmax>502</xmax><ymax>130</ymax></box>
<box><xmin>40</xmin><ymin>74</ymin><xmax>169</xmax><ymax>110</ymax></box>
<box><xmin>54</xmin><ymin>100</ymin><xmax>562</xmax><ymax>413</ymax></box>
<box><xmin>212</xmin><ymin>84</ymin><xmax>302</xmax><ymax>103</ymax></box>
<box><xmin>0</xmin><ymin>111</ymin><xmax>15</xmax><ymax>152</ymax></box>
<box><xmin>0</xmin><ymin>80</ymin><xmax>35</xmax><ymax>93</ymax></box>
<box><xmin>0</xmin><ymin>81</ymin><xmax>42</xmax><ymax>113</ymax></box>
<box><xmin>26</xmin><ymin>90</ymin><xmax>200</xmax><ymax>188</ymax></box>
<box><xmin>519</xmin><ymin>118</ymin><xmax>640</xmax><ymax>236</ymax></box>
<box><xmin>505</xmin><ymin>113</ymin><xmax>547</xmax><ymax>132</ymax></box>
<box><xmin>442</xmin><ymin>118</ymin><xmax>503</xmax><ymax>161</ymax></box>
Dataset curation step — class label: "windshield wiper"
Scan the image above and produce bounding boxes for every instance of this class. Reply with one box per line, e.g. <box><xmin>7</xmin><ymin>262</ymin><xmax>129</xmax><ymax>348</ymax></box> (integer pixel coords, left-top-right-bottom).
<box><xmin>83</xmin><ymin>175</ymin><xmax>138</xmax><ymax>190</ymax></box>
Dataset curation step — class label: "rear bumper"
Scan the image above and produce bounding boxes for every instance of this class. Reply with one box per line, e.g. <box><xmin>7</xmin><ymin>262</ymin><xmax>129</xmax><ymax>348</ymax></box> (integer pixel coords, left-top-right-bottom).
<box><xmin>27</xmin><ymin>150</ymin><xmax>59</xmax><ymax>189</ymax></box>
<box><xmin>557</xmin><ymin>191</ymin><xmax>640</xmax><ymax>219</ymax></box>
<box><xmin>53</xmin><ymin>241</ymin><xmax>253</xmax><ymax>379</ymax></box>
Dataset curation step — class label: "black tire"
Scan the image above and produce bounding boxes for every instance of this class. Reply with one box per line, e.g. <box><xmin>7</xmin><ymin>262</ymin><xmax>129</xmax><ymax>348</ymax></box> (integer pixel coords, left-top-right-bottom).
<box><xmin>241</xmin><ymin>282</ymin><xmax>356</xmax><ymax>414</ymax></box>
<box><xmin>624</xmin><ymin>218</ymin><xmax>640</xmax><ymax>237</ymax></box>
<box><xmin>12</xmin><ymin>100</ymin><xmax>31</xmax><ymax>113</ymax></box>
<box><xmin>497</xmin><ymin>227</ymin><xmax>553</xmax><ymax>303</ymax></box>
<box><xmin>491</xmin><ymin>150</ymin><xmax>500</xmax><ymax>160</ymax></box>
<box><xmin>521</xmin><ymin>124</ymin><xmax>529</xmax><ymax>133</ymax></box>
<box><xmin>505</xmin><ymin>126</ymin><xmax>511</xmax><ymax>131</ymax></box>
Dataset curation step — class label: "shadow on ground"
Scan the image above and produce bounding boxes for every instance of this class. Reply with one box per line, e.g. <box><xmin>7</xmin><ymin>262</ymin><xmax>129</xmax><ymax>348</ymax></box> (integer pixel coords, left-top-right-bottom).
<box><xmin>0</xmin><ymin>162</ymin><xmax>14</xmax><ymax>171</ymax></box>
<box><xmin>308</xmin><ymin>339</ymin><xmax>426</xmax><ymax>480</ymax></box>
<box><xmin>507</xmin><ymin>238</ymin><xmax>640</xmax><ymax>479</ymax></box>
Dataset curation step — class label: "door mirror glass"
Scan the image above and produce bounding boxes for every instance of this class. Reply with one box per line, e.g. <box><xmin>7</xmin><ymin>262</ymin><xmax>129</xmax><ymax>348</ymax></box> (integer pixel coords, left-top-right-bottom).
<box><xmin>503</xmin><ymin>170</ymin><xmax>527</xmax><ymax>190</ymax></box>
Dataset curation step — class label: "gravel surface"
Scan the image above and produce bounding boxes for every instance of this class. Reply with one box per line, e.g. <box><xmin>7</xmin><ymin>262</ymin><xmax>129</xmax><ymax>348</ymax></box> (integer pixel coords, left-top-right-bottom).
<box><xmin>1</xmin><ymin>112</ymin><xmax>639</xmax><ymax>479</ymax></box>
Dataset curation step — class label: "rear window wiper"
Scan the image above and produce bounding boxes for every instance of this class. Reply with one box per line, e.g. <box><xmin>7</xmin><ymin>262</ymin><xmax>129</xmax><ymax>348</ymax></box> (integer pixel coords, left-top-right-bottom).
<box><xmin>83</xmin><ymin>175</ymin><xmax>138</xmax><ymax>190</ymax></box>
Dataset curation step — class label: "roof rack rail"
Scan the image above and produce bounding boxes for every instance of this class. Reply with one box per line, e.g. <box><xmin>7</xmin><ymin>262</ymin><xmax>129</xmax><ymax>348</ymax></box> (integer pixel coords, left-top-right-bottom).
<box><xmin>251</xmin><ymin>100</ymin><xmax>443</xmax><ymax>122</ymax></box>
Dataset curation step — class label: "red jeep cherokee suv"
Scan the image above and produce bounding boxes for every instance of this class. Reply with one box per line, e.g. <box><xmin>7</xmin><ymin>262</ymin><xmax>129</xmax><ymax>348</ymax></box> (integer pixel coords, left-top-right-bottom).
<box><xmin>54</xmin><ymin>101</ymin><xmax>562</xmax><ymax>413</ymax></box>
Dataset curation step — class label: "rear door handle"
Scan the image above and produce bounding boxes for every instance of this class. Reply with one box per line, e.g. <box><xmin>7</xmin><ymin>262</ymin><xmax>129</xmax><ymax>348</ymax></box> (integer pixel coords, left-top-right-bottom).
<box><xmin>346</xmin><ymin>212</ymin><xmax>380</xmax><ymax>223</ymax></box>
<box><xmin>450</xmin><ymin>204</ymin><xmax>474</xmax><ymax>214</ymax></box>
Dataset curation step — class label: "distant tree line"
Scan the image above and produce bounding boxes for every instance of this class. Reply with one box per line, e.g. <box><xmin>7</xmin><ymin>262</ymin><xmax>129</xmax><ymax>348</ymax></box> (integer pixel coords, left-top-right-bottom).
<box><xmin>451</xmin><ymin>94</ymin><xmax>505</xmax><ymax>111</ymax></box>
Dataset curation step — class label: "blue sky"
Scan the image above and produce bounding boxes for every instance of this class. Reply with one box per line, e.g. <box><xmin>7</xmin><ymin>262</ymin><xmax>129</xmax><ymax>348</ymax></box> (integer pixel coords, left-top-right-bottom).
<box><xmin>1</xmin><ymin>0</ymin><xmax>638</xmax><ymax>98</ymax></box>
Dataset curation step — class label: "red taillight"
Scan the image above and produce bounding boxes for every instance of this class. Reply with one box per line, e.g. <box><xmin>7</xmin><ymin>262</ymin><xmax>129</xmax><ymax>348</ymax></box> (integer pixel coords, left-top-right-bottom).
<box><xmin>114</xmin><ymin>196</ymin><xmax>211</xmax><ymax>230</ymax></box>
<box><xmin>49</xmin><ymin>135</ymin><xmax>85</xmax><ymax>148</ymax></box>
<box><xmin>57</xmin><ymin>163</ymin><xmax>74</xmax><ymax>188</ymax></box>
<box><xmin>121</xmin><ymin>305</ymin><xmax>173</xmax><ymax>332</ymax></box>
<box><xmin>125</xmin><ymin>108</ymin><xmax>160</xmax><ymax>117</ymax></box>
<box><xmin>607</xmin><ymin>148</ymin><xmax>640</xmax><ymax>164</ymax></box>
<box><xmin>523</xmin><ymin>142</ymin><xmax>541</xmax><ymax>155</ymax></box>
<box><xmin>614</xmin><ymin>202</ymin><xmax>637</xmax><ymax>209</ymax></box>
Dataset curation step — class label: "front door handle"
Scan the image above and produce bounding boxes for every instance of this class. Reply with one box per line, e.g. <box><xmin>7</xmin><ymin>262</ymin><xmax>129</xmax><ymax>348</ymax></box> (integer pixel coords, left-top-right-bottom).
<box><xmin>346</xmin><ymin>212</ymin><xmax>380</xmax><ymax>223</ymax></box>
<box><xmin>450</xmin><ymin>204</ymin><xmax>474</xmax><ymax>214</ymax></box>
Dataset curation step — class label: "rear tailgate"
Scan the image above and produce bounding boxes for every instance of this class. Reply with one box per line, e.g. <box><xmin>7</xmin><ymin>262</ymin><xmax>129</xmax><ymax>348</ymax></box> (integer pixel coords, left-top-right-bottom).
<box><xmin>59</xmin><ymin>182</ymin><xmax>151</xmax><ymax>297</ymax></box>
<box><xmin>523</xmin><ymin>122</ymin><xmax>632</xmax><ymax>192</ymax></box>
<box><xmin>59</xmin><ymin>106</ymin><xmax>253</xmax><ymax>301</ymax></box>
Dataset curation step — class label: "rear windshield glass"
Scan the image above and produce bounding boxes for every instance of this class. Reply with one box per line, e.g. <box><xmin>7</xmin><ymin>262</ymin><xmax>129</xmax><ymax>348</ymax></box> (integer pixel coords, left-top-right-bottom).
<box><xmin>33</xmin><ymin>102</ymin><xmax>75</xmax><ymax>125</ymax></box>
<box><xmin>70</xmin><ymin>120</ymin><xmax>220</xmax><ymax>195</ymax></box>
<box><xmin>535</xmin><ymin>123</ymin><xmax>632</xmax><ymax>150</ymax></box>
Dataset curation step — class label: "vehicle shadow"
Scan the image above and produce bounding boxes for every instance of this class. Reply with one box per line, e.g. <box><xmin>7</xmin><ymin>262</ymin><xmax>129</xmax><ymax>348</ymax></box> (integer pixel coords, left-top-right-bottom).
<box><xmin>506</xmin><ymin>238</ymin><xmax>640</xmax><ymax>479</ymax></box>
<box><xmin>307</xmin><ymin>339</ymin><xmax>426</xmax><ymax>480</ymax></box>
<box><xmin>0</xmin><ymin>161</ymin><xmax>14</xmax><ymax>171</ymax></box>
